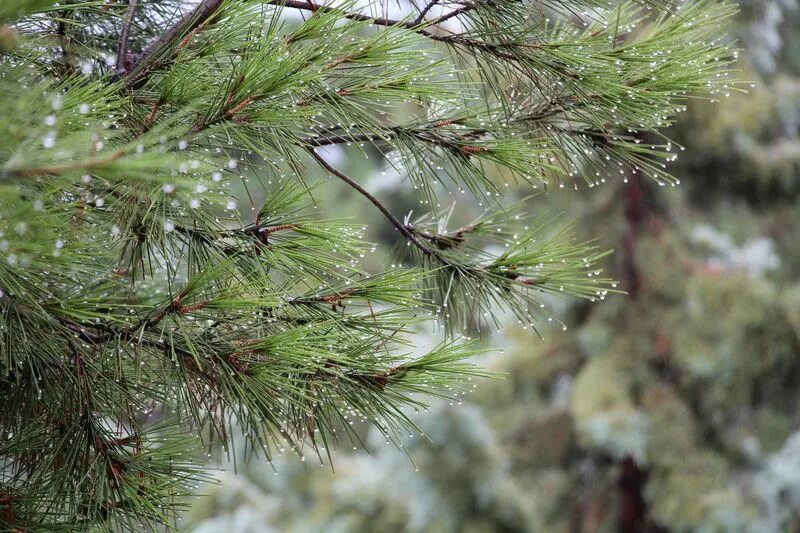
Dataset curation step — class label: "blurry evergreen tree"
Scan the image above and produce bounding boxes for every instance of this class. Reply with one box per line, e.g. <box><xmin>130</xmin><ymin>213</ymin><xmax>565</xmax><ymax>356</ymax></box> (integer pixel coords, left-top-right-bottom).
<box><xmin>0</xmin><ymin>0</ymin><xmax>737</xmax><ymax>530</ymax></box>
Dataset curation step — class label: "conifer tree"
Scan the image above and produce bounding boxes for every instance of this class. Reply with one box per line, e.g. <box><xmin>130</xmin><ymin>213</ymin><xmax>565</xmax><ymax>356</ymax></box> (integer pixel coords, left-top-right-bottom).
<box><xmin>0</xmin><ymin>0</ymin><xmax>736</xmax><ymax>530</ymax></box>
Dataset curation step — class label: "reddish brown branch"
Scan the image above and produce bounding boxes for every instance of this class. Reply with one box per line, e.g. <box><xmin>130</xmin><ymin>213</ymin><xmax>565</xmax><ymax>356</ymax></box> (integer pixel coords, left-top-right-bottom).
<box><xmin>178</xmin><ymin>302</ymin><xmax>208</xmax><ymax>315</ymax></box>
<box><xmin>618</xmin><ymin>456</ymin><xmax>646</xmax><ymax>532</ymax></box>
<box><xmin>622</xmin><ymin>173</ymin><xmax>644</xmax><ymax>300</ymax></box>
<box><xmin>226</xmin><ymin>95</ymin><xmax>257</xmax><ymax>118</ymax></box>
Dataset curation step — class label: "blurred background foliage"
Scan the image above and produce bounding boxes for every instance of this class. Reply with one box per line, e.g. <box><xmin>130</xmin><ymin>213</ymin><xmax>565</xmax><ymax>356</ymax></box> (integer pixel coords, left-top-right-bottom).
<box><xmin>188</xmin><ymin>1</ymin><xmax>800</xmax><ymax>531</ymax></box>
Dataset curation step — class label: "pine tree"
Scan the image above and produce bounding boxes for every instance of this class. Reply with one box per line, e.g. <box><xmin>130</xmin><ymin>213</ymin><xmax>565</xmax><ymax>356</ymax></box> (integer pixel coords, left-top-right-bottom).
<box><xmin>0</xmin><ymin>0</ymin><xmax>736</xmax><ymax>530</ymax></box>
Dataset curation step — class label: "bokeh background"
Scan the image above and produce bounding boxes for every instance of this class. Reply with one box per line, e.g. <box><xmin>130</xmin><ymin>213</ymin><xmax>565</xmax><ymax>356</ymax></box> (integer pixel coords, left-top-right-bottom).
<box><xmin>186</xmin><ymin>1</ymin><xmax>800</xmax><ymax>531</ymax></box>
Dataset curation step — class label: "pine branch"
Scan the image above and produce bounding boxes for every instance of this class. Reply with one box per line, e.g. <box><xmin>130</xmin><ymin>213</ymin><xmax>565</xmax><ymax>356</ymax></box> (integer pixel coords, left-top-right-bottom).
<box><xmin>0</xmin><ymin>0</ymin><xmax>740</xmax><ymax>529</ymax></box>
<box><xmin>124</xmin><ymin>0</ymin><xmax>510</xmax><ymax>89</ymax></box>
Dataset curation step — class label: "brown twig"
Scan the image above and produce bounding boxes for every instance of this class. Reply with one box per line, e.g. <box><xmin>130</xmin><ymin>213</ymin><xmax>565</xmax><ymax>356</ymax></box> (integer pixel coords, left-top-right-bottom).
<box><xmin>58</xmin><ymin>289</ymin><xmax>189</xmax><ymax>346</ymax></box>
<box><xmin>427</xmin><ymin>4</ymin><xmax>474</xmax><ymax>25</ymax></box>
<box><xmin>115</xmin><ymin>0</ymin><xmax>140</xmax><ymax>77</ymax></box>
<box><xmin>225</xmin><ymin>95</ymin><xmax>257</xmax><ymax>119</ymax></box>
<box><xmin>279</xmin><ymin>0</ymin><xmax>419</xmax><ymax>30</ymax></box>
<box><xmin>413</xmin><ymin>0</ymin><xmax>441</xmax><ymax>25</ymax></box>
<box><xmin>306</xmin><ymin>148</ymin><xmax>433</xmax><ymax>256</ymax></box>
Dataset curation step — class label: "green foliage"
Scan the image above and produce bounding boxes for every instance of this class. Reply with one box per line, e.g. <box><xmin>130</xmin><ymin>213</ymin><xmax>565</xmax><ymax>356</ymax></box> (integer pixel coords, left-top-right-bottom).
<box><xmin>0</xmin><ymin>0</ymin><xmax>736</xmax><ymax>529</ymax></box>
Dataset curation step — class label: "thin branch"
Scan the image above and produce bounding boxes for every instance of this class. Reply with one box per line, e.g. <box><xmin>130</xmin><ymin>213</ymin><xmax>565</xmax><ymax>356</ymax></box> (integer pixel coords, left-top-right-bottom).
<box><xmin>279</xmin><ymin>0</ymin><xmax>521</xmax><ymax>63</ymax></box>
<box><xmin>277</xmin><ymin>0</ymin><xmax>510</xmax><ymax>58</ymax></box>
<box><xmin>427</xmin><ymin>4</ymin><xmax>474</xmax><ymax>25</ymax></box>
<box><xmin>302</xmin><ymin>128</ymin><xmax>399</xmax><ymax>147</ymax></box>
<box><xmin>115</xmin><ymin>0</ymin><xmax>140</xmax><ymax>77</ymax></box>
<box><xmin>299</xmin><ymin>99</ymin><xmax>589</xmax><ymax>148</ymax></box>
<box><xmin>306</xmin><ymin>148</ymin><xmax>433</xmax><ymax>256</ymax></box>
<box><xmin>301</xmin><ymin>124</ymin><xmax>490</xmax><ymax>156</ymax></box>
<box><xmin>54</xmin><ymin>13</ymin><xmax>72</xmax><ymax>76</ymax></box>
<box><xmin>57</xmin><ymin>287</ymin><xmax>192</xmax><ymax>346</ymax></box>
<box><xmin>277</xmin><ymin>0</ymin><xmax>427</xmax><ymax>30</ymax></box>
<box><xmin>413</xmin><ymin>0</ymin><xmax>441</xmax><ymax>25</ymax></box>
